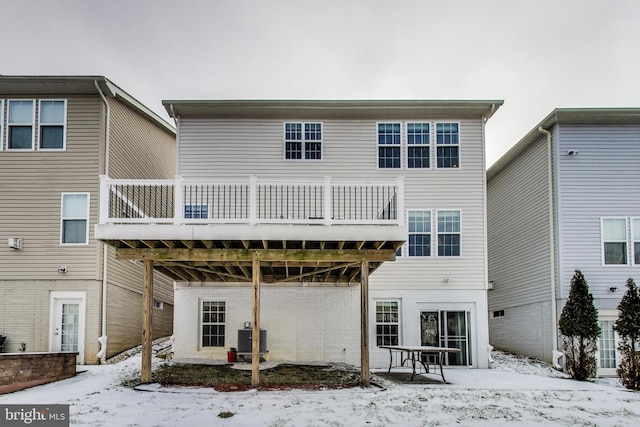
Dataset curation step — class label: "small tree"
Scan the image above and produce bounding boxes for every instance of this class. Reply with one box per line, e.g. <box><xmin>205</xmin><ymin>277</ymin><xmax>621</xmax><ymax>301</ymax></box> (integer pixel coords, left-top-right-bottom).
<box><xmin>614</xmin><ymin>278</ymin><xmax>640</xmax><ymax>390</ymax></box>
<box><xmin>559</xmin><ymin>269</ymin><xmax>600</xmax><ymax>380</ymax></box>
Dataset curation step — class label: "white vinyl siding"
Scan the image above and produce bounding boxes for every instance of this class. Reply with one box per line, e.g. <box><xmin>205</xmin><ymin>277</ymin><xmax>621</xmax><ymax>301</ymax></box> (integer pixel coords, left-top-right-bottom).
<box><xmin>38</xmin><ymin>100</ymin><xmax>67</xmax><ymax>150</ymax></box>
<box><xmin>61</xmin><ymin>193</ymin><xmax>90</xmax><ymax>245</ymax></box>
<box><xmin>7</xmin><ymin>99</ymin><xmax>35</xmax><ymax>150</ymax></box>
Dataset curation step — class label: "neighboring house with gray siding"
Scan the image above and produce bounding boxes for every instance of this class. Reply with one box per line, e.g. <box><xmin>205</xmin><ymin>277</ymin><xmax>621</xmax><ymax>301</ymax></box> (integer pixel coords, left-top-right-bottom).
<box><xmin>0</xmin><ymin>76</ymin><xmax>176</xmax><ymax>364</ymax></box>
<box><xmin>487</xmin><ymin>108</ymin><xmax>640</xmax><ymax>376</ymax></box>
<box><xmin>95</xmin><ymin>99</ymin><xmax>502</xmax><ymax>371</ymax></box>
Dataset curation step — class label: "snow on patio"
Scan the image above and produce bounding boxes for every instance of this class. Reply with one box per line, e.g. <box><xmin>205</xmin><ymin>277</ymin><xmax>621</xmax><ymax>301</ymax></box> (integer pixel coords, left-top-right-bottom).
<box><xmin>1</xmin><ymin>346</ymin><xmax>639</xmax><ymax>427</ymax></box>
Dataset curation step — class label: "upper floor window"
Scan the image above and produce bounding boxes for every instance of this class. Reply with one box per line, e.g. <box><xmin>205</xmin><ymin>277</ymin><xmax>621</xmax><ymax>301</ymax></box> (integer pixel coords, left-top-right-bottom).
<box><xmin>436</xmin><ymin>122</ymin><xmax>459</xmax><ymax>168</ymax></box>
<box><xmin>39</xmin><ymin>100</ymin><xmax>66</xmax><ymax>150</ymax></box>
<box><xmin>407</xmin><ymin>122</ymin><xmax>430</xmax><ymax>168</ymax></box>
<box><xmin>437</xmin><ymin>210</ymin><xmax>461</xmax><ymax>256</ymax></box>
<box><xmin>0</xmin><ymin>100</ymin><xmax>3</xmax><ymax>149</ymax></box>
<box><xmin>408</xmin><ymin>210</ymin><xmax>431</xmax><ymax>256</ymax></box>
<box><xmin>8</xmin><ymin>100</ymin><xmax>35</xmax><ymax>150</ymax></box>
<box><xmin>634</xmin><ymin>218</ymin><xmax>640</xmax><ymax>265</ymax></box>
<box><xmin>378</xmin><ymin>122</ymin><xmax>401</xmax><ymax>168</ymax></box>
<box><xmin>284</xmin><ymin>122</ymin><xmax>322</xmax><ymax>160</ymax></box>
<box><xmin>202</xmin><ymin>301</ymin><xmax>225</xmax><ymax>347</ymax></box>
<box><xmin>602</xmin><ymin>218</ymin><xmax>628</xmax><ymax>265</ymax></box>
<box><xmin>61</xmin><ymin>193</ymin><xmax>89</xmax><ymax>245</ymax></box>
<box><xmin>184</xmin><ymin>204</ymin><xmax>209</xmax><ymax>219</ymax></box>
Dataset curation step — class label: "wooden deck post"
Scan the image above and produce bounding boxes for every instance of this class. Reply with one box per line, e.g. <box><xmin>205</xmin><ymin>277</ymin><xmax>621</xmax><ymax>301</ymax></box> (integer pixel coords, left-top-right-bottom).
<box><xmin>360</xmin><ymin>259</ymin><xmax>370</xmax><ymax>386</ymax></box>
<box><xmin>141</xmin><ymin>259</ymin><xmax>154</xmax><ymax>383</ymax></box>
<box><xmin>252</xmin><ymin>257</ymin><xmax>261</xmax><ymax>387</ymax></box>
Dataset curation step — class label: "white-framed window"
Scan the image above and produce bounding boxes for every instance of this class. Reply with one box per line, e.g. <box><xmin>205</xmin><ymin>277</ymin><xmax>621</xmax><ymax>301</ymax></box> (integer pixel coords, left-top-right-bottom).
<box><xmin>436</xmin><ymin>122</ymin><xmax>459</xmax><ymax>168</ymax></box>
<box><xmin>201</xmin><ymin>301</ymin><xmax>225</xmax><ymax>347</ymax></box>
<box><xmin>284</xmin><ymin>122</ymin><xmax>322</xmax><ymax>160</ymax></box>
<box><xmin>377</xmin><ymin>122</ymin><xmax>401</xmax><ymax>168</ymax></box>
<box><xmin>61</xmin><ymin>193</ymin><xmax>90</xmax><ymax>245</ymax></box>
<box><xmin>7</xmin><ymin>99</ymin><xmax>35</xmax><ymax>150</ymax></box>
<box><xmin>0</xmin><ymin>100</ymin><xmax>4</xmax><ymax>150</ymax></box>
<box><xmin>39</xmin><ymin>100</ymin><xmax>66</xmax><ymax>150</ymax></box>
<box><xmin>407</xmin><ymin>122</ymin><xmax>430</xmax><ymax>168</ymax></box>
<box><xmin>437</xmin><ymin>210</ymin><xmax>461</xmax><ymax>256</ymax></box>
<box><xmin>602</xmin><ymin>218</ymin><xmax>628</xmax><ymax>265</ymax></box>
<box><xmin>184</xmin><ymin>204</ymin><xmax>209</xmax><ymax>219</ymax></box>
<box><xmin>376</xmin><ymin>301</ymin><xmax>399</xmax><ymax>346</ymax></box>
<box><xmin>153</xmin><ymin>299</ymin><xmax>164</xmax><ymax>310</ymax></box>
<box><xmin>408</xmin><ymin>210</ymin><xmax>431</xmax><ymax>257</ymax></box>
<box><xmin>633</xmin><ymin>218</ymin><xmax>640</xmax><ymax>265</ymax></box>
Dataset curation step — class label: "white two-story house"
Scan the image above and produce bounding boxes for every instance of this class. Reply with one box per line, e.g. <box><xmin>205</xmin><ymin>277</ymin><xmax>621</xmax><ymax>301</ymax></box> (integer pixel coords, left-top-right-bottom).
<box><xmin>95</xmin><ymin>100</ymin><xmax>501</xmax><ymax>383</ymax></box>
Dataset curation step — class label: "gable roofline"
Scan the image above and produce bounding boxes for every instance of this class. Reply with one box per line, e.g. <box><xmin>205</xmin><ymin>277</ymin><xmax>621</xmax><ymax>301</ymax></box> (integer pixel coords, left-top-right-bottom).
<box><xmin>0</xmin><ymin>75</ymin><xmax>175</xmax><ymax>135</ymax></box>
<box><xmin>162</xmin><ymin>99</ymin><xmax>503</xmax><ymax>121</ymax></box>
<box><xmin>487</xmin><ymin>107</ymin><xmax>640</xmax><ymax>180</ymax></box>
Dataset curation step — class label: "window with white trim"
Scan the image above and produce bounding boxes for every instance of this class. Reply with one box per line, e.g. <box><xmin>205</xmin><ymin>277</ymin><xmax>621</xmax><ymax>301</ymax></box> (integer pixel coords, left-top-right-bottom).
<box><xmin>376</xmin><ymin>301</ymin><xmax>399</xmax><ymax>346</ymax></box>
<box><xmin>407</xmin><ymin>122</ymin><xmax>430</xmax><ymax>168</ymax></box>
<box><xmin>184</xmin><ymin>204</ymin><xmax>209</xmax><ymax>219</ymax></box>
<box><xmin>634</xmin><ymin>218</ymin><xmax>640</xmax><ymax>265</ymax></box>
<box><xmin>284</xmin><ymin>122</ymin><xmax>322</xmax><ymax>160</ymax></box>
<box><xmin>602</xmin><ymin>218</ymin><xmax>628</xmax><ymax>265</ymax></box>
<box><xmin>202</xmin><ymin>301</ymin><xmax>225</xmax><ymax>347</ymax></box>
<box><xmin>408</xmin><ymin>210</ymin><xmax>431</xmax><ymax>256</ymax></box>
<box><xmin>8</xmin><ymin>100</ymin><xmax>35</xmax><ymax>150</ymax></box>
<box><xmin>377</xmin><ymin>122</ymin><xmax>401</xmax><ymax>168</ymax></box>
<box><xmin>61</xmin><ymin>193</ymin><xmax>89</xmax><ymax>245</ymax></box>
<box><xmin>0</xmin><ymin>100</ymin><xmax>3</xmax><ymax>149</ymax></box>
<box><xmin>436</xmin><ymin>122</ymin><xmax>459</xmax><ymax>168</ymax></box>
<box><xmin>39</xmin><ymin>100</ymin><xmax>66</xmax><ymax>149</ymax></box>
<box><xmin>437</xmin><ymin>210</ymin><xmax>461</xmax><ymax>256</ymax></box>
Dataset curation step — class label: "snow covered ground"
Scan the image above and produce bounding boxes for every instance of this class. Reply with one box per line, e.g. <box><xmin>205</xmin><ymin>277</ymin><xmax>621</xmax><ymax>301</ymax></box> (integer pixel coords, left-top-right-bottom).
<box><xmin>1</xmin><ymin>347</ymin><xmax>639</xmax><ymax>427</ymax></box>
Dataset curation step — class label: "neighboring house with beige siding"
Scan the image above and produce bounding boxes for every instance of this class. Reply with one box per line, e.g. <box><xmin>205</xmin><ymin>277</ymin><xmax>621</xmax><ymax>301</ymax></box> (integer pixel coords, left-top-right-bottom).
<box><xmin>487</xmin><ymin>108</ymin><xmax>640</xmax><ymax>376</ymax></box>
<box><xmin>95</xmin><ymin>99</ymin><xmax>502</xmax><ymax>374</ymax></box>
<box><xmin>0</xmin><ymin>76</ymin><xmax>176</xmax><ymax>364</ymax></box>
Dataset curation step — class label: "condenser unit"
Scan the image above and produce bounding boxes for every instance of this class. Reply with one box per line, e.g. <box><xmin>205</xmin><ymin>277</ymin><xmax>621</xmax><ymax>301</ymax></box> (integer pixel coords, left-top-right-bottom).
<box><xmin>237</xmin><ymin>328</ymin><xmax>267</xmax><ymax>355</ymax></box>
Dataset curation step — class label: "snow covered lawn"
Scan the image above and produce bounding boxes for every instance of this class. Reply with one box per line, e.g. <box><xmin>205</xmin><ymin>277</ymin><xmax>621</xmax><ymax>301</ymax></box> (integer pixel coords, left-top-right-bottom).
<box><xmin>1</xmin><ymin>349</ymin><xmax>639</xmax><ymax>426</ymax></box>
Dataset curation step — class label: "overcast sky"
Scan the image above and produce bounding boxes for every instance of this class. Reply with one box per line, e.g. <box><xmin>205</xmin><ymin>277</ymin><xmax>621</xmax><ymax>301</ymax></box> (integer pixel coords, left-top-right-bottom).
<box><xmin>2</xmin><ymin>0</ymin><xmax>638</xmax><ymax>165</ymax></box>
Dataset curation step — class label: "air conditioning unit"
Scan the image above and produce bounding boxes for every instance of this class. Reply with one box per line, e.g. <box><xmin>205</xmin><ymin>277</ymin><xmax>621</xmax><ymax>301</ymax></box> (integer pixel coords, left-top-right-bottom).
<box><xmin>8</xmin><ymin>237</ymin><xmax>23</xmax><ymax>250</ymax></box>
<box><xmin>237</xmin><ymin>328</ymin><xmax>267</xmax><ymax>355</ymax></box>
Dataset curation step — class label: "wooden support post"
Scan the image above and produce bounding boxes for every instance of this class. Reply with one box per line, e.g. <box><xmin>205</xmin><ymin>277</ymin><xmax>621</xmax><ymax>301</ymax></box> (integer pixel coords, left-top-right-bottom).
<box><xmin>141</xmin><ymin>259</ymin><xmax>154</xmax><ymax>383</ymax></box>
<box><xmin>360</xmin><ymin>259</ymin><xmax>370</xmax><ymax>386</ymax></box>
<box><xmin>251</xmin><ymin>257</ymin><xmax>261</xmax><ymax>387</ymax></box>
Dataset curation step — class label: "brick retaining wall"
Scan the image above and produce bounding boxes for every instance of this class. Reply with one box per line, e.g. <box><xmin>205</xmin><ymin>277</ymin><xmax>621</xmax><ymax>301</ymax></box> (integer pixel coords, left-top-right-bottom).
<box><xmin>0</xmin><ymin>352</ymin><xmax>77</xmax><ymax>394</ymax></box>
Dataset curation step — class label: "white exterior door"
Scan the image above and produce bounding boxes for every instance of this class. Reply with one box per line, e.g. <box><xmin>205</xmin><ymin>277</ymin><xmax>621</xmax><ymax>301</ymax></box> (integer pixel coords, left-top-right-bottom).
<box><xmin>50</xmin><ymin>292</ymin><xmax>85</xmax><ymax>364</ymax></box>
<box><xmin>597</xmin><ymin>317</ymin><xmax>619</xmax><ymax>377</ymax></box>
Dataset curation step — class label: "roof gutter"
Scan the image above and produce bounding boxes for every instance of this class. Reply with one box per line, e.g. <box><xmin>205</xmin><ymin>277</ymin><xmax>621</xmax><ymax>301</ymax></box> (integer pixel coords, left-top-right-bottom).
<box><xmin>95</xmin><ymin>80</ymin><xmax>110</xmax><ymax>363</ymax></box>
<box><xmin>538</xmin><ymin>126</ymin><xmax>561</xmax><ymax>369</ymax></box>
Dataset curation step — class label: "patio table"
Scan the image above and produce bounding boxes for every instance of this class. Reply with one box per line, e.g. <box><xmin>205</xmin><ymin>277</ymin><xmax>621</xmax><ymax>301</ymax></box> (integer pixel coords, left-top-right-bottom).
<box><xmin>379</xmin><ymin>345</ymin><xmax>461</xmax><ymax>382</ymax></box>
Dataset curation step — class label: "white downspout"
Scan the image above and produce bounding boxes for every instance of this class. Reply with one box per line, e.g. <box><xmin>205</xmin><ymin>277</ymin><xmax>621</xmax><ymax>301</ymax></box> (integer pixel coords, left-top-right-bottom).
<box><xmin>95</xmin><ymin>80</ymin><xmax>110</xmax><ymax>363</ymax></box>
<box><xmin>482</xmin><ymin>104</ymin><xmax>496</xmax><ymax>367</ymax></box>
<box><xmin>538</xmin><ymin>126</ymin><xmax>562</xmax><ymax>369</ymax></box>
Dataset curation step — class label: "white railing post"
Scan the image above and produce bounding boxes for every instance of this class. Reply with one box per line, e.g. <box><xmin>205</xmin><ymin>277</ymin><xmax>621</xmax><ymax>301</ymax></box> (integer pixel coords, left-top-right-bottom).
<box><xmin>99</xmin><ymin>175</ymin><xmax>110</xmax><ymax>224</ymax></box>
<box><xmin>249</xmin><ymin>175</ymin><xmax>257</xmax><ymax>225</ymax></box>
<box><xmin>174</xmin><ymin>175</ymin><xmax>184</xmax><ymax>225</ymax></box>
<box><xmin>396</xmin><ymin>176</ymin><xmax>405</xmax><ymax>226</ymax></box>
<box><xmin>324</xmin><ymin>176</ymin><xmax>332</xmax><ymax>225</ymax></box>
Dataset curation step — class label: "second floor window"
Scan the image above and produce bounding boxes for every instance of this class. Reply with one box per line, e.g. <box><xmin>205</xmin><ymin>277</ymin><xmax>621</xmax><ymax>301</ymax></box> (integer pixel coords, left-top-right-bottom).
<box><xmin>438</xmin><ymin>210</ymin><xmax>461</xmax><ymax>256</ymax></box>
<box><xmin>602</xmin><ymin>218</ymin><xmax>628</xmax><ymax>265</ymax></box>
<box><xmin>61</xmin><ymin>193</ymin><xmax>89</xmax><ymax>245</ymax></box>
<box><xmin>378</xmin><ymin>123</ymin><xmax>401</xmax><ymax>168</ymax></box>
<box><xmin>284</xmin><ymin>122</ymin><xmax>322</xmax><ymax>160</ymax></box>
<box><xmin>436</xmin><ymin>122</ymin><xmax>459</xmax><ymax>168</ymax></box>
<box><xmin>39</xmin><ymin>100</ymin><xmax>66</xmax><ymax>149</ymax></box>
<box><xmin>8</xmin><ymin>100</ymin><xmax>34</xmax><ymax>150</ymax></box>
<box><xmin>407</xmin><ymin>123</ymin><xmax>430</xmax><ymax>168</ymax></box>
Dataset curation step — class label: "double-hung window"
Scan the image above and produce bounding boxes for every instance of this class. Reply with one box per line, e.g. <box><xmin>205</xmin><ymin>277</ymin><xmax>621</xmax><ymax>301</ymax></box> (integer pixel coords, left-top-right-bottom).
<box><xmin>202</xmin><ymin>301</ymin><xmax>225</xmax><ymax>347</ymax></box>
<box><xmin>8</xmin><ymin>100</ymin><xmax>35</xmax><ymax>150</ymax></box>
<box><xmin>0</xmin><ymin>100</ymin><xmax>3</xmax><ymax>149</ymax></box>
<box><xmin>437</xmin><ymin>210</ymin><xmax>461</xmax><ymax>256</ymax></box>
<box><xmin>407</xmin><ymin>123</ymin><xmax>430</xmax><ymax>168</ymax></box>
<box><xmin>284</xmin><ymin>122</ymin><xmax>322</xmax><ymax>160</ymax></box>
<box><xmin>408</xmin><ymin>210</ymin><xmax>431</xmax><ymax>256</ymax></box>
<box><xmin>184</xmin><ymin>204</ymin><xmax>209</xmax><ymax>219</ymax></box>
<box><xmin>436</xmin><ymin>122</ymin><xmax>459</xmax><ymax>168</ymax></box>
<box><xmin>378</xmin><ymin>123</ymin><xmax>401</xmax><ymax>168</ymax></box>
<box><xmin>61</xmin><ymin>193</ymin><xmax>89</xmax><ymax>245</ymax></box>
<box><xmin>602</xmin><ymin>218</ymin><xmax>628</xmax><ymax>265</ymax></box>
<box><xmin>376</xmin><ymin>301</ymin><xmax>399</xmax><ymax>346</ymax></box>
<box><xmin>634</xmin><ymin>218</ymin><xmax>640</xmax><ymax>265</ymax></box>
<box><xmin>39</xmin><ymin>100</ymin><xmax>66</xmax><ymax>149</ymax></box>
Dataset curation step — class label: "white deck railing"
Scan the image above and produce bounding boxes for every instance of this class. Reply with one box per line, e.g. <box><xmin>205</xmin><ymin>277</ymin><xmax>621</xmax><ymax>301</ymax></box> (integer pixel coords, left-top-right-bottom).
<box><xmin>99</xmin><ymin>175</ymin><xmax>404</xmax><ymax>226</ymax></box>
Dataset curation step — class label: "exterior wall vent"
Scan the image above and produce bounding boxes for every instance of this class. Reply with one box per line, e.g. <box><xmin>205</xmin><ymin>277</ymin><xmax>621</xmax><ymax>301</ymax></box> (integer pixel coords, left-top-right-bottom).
<box><xmin>8</xmin><ymin>237</ymin><xmax>23</xmax><ymax>250</ymax></box>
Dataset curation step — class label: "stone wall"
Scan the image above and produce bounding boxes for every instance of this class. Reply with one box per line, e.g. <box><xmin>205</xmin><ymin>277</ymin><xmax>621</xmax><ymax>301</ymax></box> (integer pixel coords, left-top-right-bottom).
<box><xmin>0</xmin><ymin>352</ymin><xmax>77</xmax><ymax>394</ymax></box>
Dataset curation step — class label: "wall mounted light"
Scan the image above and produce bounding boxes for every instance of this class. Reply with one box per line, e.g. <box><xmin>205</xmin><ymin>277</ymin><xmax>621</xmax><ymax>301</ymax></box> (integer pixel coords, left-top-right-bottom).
<box><xmin>567</xmin><ymin>150</ymin><xmax>579</xmax><ymax>156</ymax></box>
<box><xmin>609</xmin><ymin>286</ymin><xmax>618</xmax><ymax>293</ymax></box>
<box><xmin>444</xmin><ymin>276</ymin><xmax>451</xmax><ymax>283</ymax></box>
<box><xmin>58</xmin><ymin>266</ymin><xmax>68</xmax><ymax>274</ymax></box>
<box><xmin>488</xmin><ymin>280</ymin><xmax>494</xmax><ymax>290</ymax></box>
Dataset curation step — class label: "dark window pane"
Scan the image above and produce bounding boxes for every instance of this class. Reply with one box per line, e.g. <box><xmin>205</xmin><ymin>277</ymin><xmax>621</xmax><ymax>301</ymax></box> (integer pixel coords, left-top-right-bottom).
<box><xmin>40</xmin><ymin>125</ymin><xmax>64</xmax><ymax>149</ymax></box>
<box><xmin>635</xmin><ymin>242</ymin><xmax>639</xmax><ymax>265</ymax></box>
<box><xmin>604</xmin><ymin>242</ymin><xmax>627</xmax><ymax>265</ymax></box>
<box><xmin>9</xmin><ymin>126</ymin><xmax>32</xmax><ymax>149</ymax></box>
<box><xmin>408</xmin><ymin>147</ymin><xmax>429</xmax><ymax>168</ymax></box>
<box><xmin>437</xmin><ymin>146</ymin><xmax>459</xmax><ymax>168</ymax></box>
<box><xmin>438</xmin><ymin>234</ymin><xmax>460</xmax><ymax>256</ymax></box>
<box><xmin>63</xmin><ymin>219</ymin><xmax>87</xmax><ymax>243</ymax></box>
